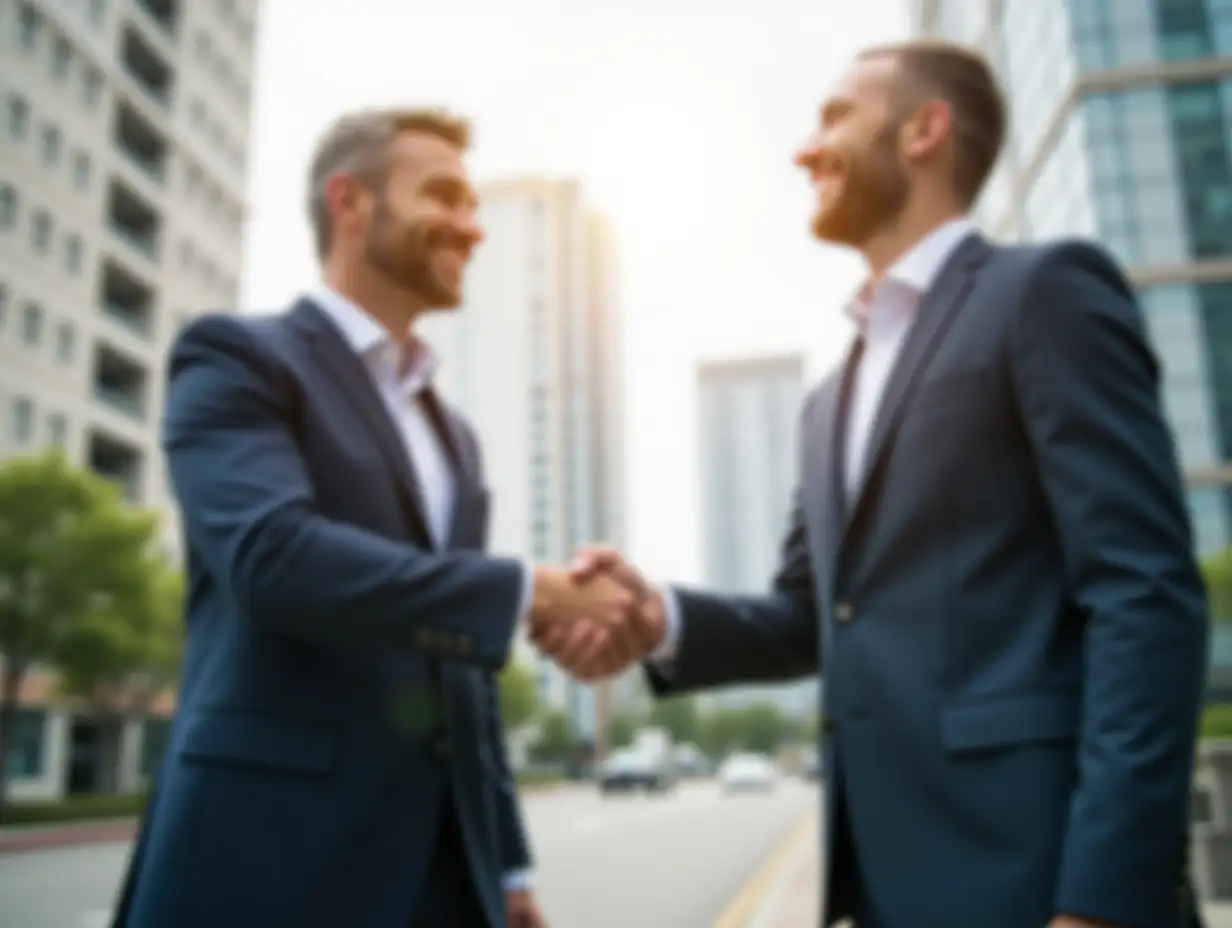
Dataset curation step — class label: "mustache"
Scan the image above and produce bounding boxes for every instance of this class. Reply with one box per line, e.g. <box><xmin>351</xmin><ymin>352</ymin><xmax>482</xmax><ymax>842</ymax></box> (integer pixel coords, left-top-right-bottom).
<box><xmin>425</xmin><ymin>229</ymin><xmax>473</xmax><ymax>254</ymax></box>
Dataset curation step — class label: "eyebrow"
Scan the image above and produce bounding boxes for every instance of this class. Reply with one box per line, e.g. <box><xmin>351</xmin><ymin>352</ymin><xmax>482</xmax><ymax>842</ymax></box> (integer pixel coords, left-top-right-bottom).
<box><xmin>819</xmin><ymin>96</ymin><xmax>852</xmax><ymax>126</ymax></box>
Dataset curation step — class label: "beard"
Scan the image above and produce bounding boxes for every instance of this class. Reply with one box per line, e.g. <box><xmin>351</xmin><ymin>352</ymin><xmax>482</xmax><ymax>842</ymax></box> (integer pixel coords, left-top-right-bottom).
<box><xmin>364</xmin><ymin>200</ymin><xmax>464</xmax><ymax>309</ymax></box>
<box><xmin>811</xmin><ymin>124</ymin><xmax>909</xmax><ymax>247</ymax></box>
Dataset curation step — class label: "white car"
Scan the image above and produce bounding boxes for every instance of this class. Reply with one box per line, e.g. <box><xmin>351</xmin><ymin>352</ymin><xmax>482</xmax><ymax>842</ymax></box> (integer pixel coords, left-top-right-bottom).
<box><xmin>718</xmin><ymin>753</ymin><xmax>779</xmax><ymax>793</ymax></box>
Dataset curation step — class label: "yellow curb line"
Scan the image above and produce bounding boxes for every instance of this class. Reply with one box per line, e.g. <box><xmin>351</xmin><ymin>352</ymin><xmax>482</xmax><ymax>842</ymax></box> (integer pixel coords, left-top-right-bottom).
<box><xmin>712</xmin><ymin>815</ymin><xmax>814</xmax><ymax>928</ymax></box>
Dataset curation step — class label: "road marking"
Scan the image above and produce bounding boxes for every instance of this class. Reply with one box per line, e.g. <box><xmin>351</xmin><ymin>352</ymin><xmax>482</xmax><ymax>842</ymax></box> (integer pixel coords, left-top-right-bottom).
<box><xmin>711</xmin><ymin>815</ymin><xmax>813</xmax><ymax>928</ymax></box>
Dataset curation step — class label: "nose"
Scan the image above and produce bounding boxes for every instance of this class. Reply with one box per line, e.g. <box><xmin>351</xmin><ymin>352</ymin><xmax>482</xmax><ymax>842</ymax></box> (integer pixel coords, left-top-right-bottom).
<box><xmin>456</xmin><ymin>210</ymin><xmax>484</xmax><ymax>247</ymax></box>
<box><xmin>794</xmin><ymin>132</ymin><xmax>824</xmax><ymax>170</ymax></box>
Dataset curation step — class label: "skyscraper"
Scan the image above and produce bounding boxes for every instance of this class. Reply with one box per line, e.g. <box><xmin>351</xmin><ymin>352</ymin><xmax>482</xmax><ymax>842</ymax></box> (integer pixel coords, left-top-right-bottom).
<box><xmin>908</xmin><ymin>0</ymin><xmax>1232</xmax><ymax>555</ymax></box>
<box><xmin>695</xmin><ymin>353</ymin><xmax>818</xmax><ymax>715</ymax></box>
<box><xmin>0</xmin><ymin>0</ymin><xmax>259</xmax><ymax>801</ymax></box>
<box><xmin>418</xmin><ymin>177</ymin><xmax>626</xmax><ymax>737</ymax></box>
<box><xmin>0</xmin><ymin>0</ymin><xmax>259</xmax><ymax>550</ymax></box>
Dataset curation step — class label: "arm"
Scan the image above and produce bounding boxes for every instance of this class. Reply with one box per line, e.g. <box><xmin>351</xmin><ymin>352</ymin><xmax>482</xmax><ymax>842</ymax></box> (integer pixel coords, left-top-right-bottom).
<box><xmin>646</xmin><ymin>487</ymin><xmax>820</xmax><ymax>696</ymax></box>
<box><xmin>484</xmin><ymin>677</ymin><xmax>534</xmax><ymax>887</ymax></box>
<box><xmin>1010</xmin><ymin>243</ymin><xmax>1208</xmax><ymax>927</ymax></box>
<box><xmin>163</xmin><ymin>314</ymin><xmax>526</xmax><ymax>670</ymax></box>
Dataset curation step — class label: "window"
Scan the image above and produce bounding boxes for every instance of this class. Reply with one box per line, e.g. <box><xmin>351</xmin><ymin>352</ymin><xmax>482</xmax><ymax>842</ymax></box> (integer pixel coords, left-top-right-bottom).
<box><xmin>72</xmin><ymin>151</ymin><xmax>91</xmax><ymax>190</ymax></box>
<box><xmin>40</xmin><ymin>123</ymin><xmax>62</xmax><ymax>166</ymax></box>
<box><xmin>51</xmin><ymin>36</ymin><xmax>71</xmax><ymax>79</ymax></box>
<box><xmin>21</xmin><ymin>302</ymin><xmax>43</xmax><ymax>345</ymax></box>
<box><xmin>65</xmin><ymin>234</ymin><xmax>83</xmax><ymax>274</ymax></box>
<box><xmin>47</xmin><ymin>413</ymin><xmax>68</xmax><ymax>446</ymax></box>
<box><xmin>55</xmin><ymin>323</ymin><xmax>74</xmax><ymax>362</ymax></box>
<box><xmin>7</xmin><ymin>94</ymin><xmax>29</xmax><ymax>139</ymax></box>
<box><xmin>6</xmin><ymin>710</ymin><xmax>45</xmax><ymax>777</ymax></box>
<box><xmin>81</xmin><ymin>68</ymin><xmax>102</xmax><ymax>107</ymax></box>
<box><xmin>16</xmin><ymin>3</ymin><xmax>39</xmax><ymax>51</ymax></box>
<box><xmin>10</xmin><ymin>397</ymin><xmax>34</xmax><ymax>445</ymax></box>
<box><xmin>31</xmin><ymin>210</ymin><xmax>51</xmax><ymax>253</ymax></box>
<box><xmin>0</xmin><ymin>185</ymin><xmax>16</xmax><ymax>228</ymax></box>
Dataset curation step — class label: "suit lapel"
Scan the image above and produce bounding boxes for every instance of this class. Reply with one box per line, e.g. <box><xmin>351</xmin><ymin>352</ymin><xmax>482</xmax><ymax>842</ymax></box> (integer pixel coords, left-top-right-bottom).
<box><xmin>288</xmin><ymin>298</ymin><xmax>435</xmax><ymax>547</ymax></box>
<box><xmin>841</xmin><ymin>234</ymin><xmax>990</xmax><ymax>541</ymax></box>
<box><xmin>422</xmin><ymin>393</ymin><xmax>479</xmax><ymax>550</ymax></box>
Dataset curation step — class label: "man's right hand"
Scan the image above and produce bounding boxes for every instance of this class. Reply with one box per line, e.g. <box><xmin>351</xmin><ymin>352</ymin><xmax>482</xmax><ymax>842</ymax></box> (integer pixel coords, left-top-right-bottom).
<box><xmin>531</xmin><ymin>547</ymin><xmax>666</xmax><ymax>681</ymax></box>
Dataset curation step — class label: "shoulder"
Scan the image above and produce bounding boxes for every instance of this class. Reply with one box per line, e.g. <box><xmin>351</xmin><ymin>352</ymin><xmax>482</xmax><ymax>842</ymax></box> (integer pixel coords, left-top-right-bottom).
<box><xmin>169</xmin><ymin>310</ymin><xmax>292</xmax><ymax>375</ymax></box>
<box><xmin>989</xmin><ymin>238</ymin><xmax>1133</xmax><ymax>299</ymax></box>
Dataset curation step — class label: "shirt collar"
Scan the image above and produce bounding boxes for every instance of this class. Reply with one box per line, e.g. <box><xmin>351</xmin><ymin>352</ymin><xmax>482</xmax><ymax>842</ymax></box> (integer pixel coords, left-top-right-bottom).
<box><xmin>843</xmin><ymin>216</ymin><xmax>977</xmax><ymax>324</ymax></box>
<box><xmin>310</xmin><ymin>287</ymin><xmax>439</xmax><ymax>391</ymax></box>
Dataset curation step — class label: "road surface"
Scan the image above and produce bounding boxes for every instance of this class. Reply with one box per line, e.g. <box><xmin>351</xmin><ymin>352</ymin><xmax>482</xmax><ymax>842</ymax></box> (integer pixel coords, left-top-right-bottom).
<box><xmin>0</xmin><ymin>779</ymin><xmax>817</xmax><ymax>927</ymax></box>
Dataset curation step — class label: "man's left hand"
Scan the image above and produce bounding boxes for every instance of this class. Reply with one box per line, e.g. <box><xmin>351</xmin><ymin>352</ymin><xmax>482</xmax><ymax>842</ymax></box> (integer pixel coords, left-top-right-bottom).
<box><xmin>506</xmin><ymin>888</ymin><xmax>547</xmax><ymax>928</ymax></box>
<box><xmin>1049</xmin><ymin>917</ymin><xmax>1124</xmax><ymax>927</ymax></box>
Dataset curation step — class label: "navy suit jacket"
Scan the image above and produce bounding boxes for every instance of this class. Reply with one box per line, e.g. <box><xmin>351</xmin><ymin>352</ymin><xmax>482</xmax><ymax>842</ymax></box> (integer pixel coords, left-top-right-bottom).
<box><xmin>112</xmin><ymin>298</ymin><xmax>529</xmax><ymax>928</ymax></box>
<box><xmin>652</xmin><ymin>237</ymin><xmax>1209</xmax><ymax>928</ymax></box>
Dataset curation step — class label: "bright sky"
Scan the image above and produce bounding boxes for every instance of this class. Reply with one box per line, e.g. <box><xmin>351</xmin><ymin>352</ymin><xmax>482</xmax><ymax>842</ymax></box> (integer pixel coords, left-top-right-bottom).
<box><xmin>240</xmin><ymin>0</ymin><xmax>910</xmax><ymax>583</ymax></box>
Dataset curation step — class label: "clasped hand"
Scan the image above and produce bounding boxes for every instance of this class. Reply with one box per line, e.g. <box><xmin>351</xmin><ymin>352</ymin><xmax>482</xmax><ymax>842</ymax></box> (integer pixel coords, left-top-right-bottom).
<box><xmin>526</xmin><ymin>546</ymin><xmax>663</xmax><ymax>681</ymax></box>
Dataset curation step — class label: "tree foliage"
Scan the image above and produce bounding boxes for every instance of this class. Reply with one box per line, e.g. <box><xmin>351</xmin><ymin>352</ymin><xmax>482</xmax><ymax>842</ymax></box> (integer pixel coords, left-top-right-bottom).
<box><xmin>1204</xmin><ymin>547</ymin><xmax>1232</xmax><ymax>624</ymax></box>
<box><xmin>497</xmin><ymin>659</ymin><xmax>541</xmax><ymax>731</ymax></box>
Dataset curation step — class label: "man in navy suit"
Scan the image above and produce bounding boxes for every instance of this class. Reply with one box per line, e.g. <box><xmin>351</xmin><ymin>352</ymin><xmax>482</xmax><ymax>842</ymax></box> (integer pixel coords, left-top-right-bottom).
<box><xmin>549</xmin><ymin>40</ymin><xmax>1209</xmax><ymax>928</ymax></box>
<box><xmin>110</xmin><ymin>107</ymin><xmax>646</xmax><ymax>928</ymax></box>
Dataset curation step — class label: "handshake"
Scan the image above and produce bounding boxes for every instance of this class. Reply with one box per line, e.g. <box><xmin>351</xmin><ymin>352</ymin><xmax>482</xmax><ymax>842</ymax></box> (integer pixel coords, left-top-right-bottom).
<box><xmin>526</xmin><ymin>546</ymin><xmax>665</xmax><ymax>682</ymax></box>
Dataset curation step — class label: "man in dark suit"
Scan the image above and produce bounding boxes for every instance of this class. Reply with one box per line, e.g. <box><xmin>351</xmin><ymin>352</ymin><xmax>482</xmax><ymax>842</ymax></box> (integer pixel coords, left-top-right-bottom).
<box><xmin>110</xmin><ymin>107</ymin><xmax>643</xmax><ymax>928</ymax></box>
<box><xmin>548</xmin><ymin>40</ymin><xmax>1210</xmax><ymax>928</ymax></box>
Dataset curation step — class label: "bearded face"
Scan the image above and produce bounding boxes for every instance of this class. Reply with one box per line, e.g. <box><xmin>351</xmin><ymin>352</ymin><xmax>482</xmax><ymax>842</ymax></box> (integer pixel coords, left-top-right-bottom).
<box><xmin>808</xmin><ymin>120</ymin><xmax>910</xmax><ymax>248</ymax></box>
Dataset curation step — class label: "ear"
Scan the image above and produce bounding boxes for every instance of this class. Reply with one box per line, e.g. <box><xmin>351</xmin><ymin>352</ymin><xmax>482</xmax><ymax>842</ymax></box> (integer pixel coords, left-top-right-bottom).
<box><xmin>323</xmin><ymin>174</ymin><xmax>372</xmax><ymax>233</ymax></box>
<box><xmin>901</xmin><ymin>99</ymin><xmax>951</xmax><ymax>161</ymax></box>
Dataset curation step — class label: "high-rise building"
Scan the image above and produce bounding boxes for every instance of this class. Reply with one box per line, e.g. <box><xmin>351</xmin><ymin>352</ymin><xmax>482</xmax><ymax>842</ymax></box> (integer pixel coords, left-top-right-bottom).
<box><xmin>0</xmin><ymin>0</ymin><xmax>259</xmax><ymax>549</ymax></box>
<box><xmin>909</xmin><ymin>0</ymin><xmax>1232</xmax><ymax>688</ymax></box>
<box><xmin>695</xmin><ymin>354</ymin><xmax>818</xmax><ymax>716</ymax></box>
<box><xmin>418</xmin><ymin>177</ymin><xmax>627</xmax><ymax>738</ymax></box>
<box><xmin>0</xmin><ymin>0</ymin><xmax>259</xmax><ymax>801</ymax></box>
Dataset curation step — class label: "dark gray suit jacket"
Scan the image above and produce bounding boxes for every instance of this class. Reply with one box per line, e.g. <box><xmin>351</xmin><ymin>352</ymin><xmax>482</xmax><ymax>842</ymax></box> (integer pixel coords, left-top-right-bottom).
<box><xmin>652</xmin><ymin>235</ymin><xmax>1209</xmax><ymax>928</ymax></box>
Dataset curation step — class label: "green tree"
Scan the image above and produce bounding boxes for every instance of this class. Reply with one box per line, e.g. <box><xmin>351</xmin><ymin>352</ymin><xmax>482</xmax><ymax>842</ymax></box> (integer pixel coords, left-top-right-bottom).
<box><xmin>697</xmin><ymin>707</ymin><xmax>745</xmax><ymax>758</ymax></box>
<box><xmin>1204</xmin><ymin>547</ymin><xmax>1232</xmax><ymax>623</ymax></box>
<box><xmin>606</xmin><ymin>710</ymin><xmax>640</xmax><ymax>748</ymax></box>
<box><xmin>648</xmin><ymin>696</ymin><xmax>700</xmax><ymax>744</ymax></box>
<box><xmin>497</xmin><ymin>660</ymin><xmax>541</xmax><ymax>731</ymax></box>
<box><xmin>737</xmin><ymin>702</ymin><xmax>789</xmax><ymax>754</ymax></box>
<box><xmin>0</xmin><ymin>453</ymin><xmax>164</xmax><ymax>819</ymax></box>
<box><xmin>533</xmin><ymin>709</ymin><xmax>573</xmax><ymax>763</ymax></box>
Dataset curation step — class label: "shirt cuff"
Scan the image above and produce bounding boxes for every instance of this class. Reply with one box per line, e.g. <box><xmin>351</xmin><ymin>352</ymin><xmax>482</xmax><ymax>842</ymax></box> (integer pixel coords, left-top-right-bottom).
<box><xmin>516</xmin><ymin>561</ymin><xmax>535</xmax><ymax>626</ymax></box>
<box><xmin>647</xmin><ymin>585</ymin><xmax>682</xmax><ymax>665</ymax></box>
<box><xmin>502</xmin><ymin>868</ymin><xmax>533</xmax><ymax>891</ymax></box>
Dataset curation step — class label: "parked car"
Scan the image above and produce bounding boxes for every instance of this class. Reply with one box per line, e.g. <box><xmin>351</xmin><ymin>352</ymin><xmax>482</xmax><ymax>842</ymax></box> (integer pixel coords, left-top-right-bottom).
<box><xmin>718</xmin><ymin>753</ymin><xmax>779</xmax><ymax>793</ymax></box>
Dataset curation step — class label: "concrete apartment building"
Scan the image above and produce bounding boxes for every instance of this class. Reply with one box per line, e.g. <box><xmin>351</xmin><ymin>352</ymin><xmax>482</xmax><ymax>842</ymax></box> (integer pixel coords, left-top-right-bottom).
<box><xmin>0</xmin><ymin>0</ymin><xmax>259</xmax><ymax>801</ymax></box>
<box><xmin>909</xmin><ymin>0</ymin><xmax>1232</xmax><ymax>687</ymax></box>
<box><xmin>694</xmin><ymin>354</ymin><xmax>819</xmax><ymax>717</ymax></box>
<box><xmin>418</xmin><ymin>177</ymin><xmax>630</xmax><ymax>741</ymax></box>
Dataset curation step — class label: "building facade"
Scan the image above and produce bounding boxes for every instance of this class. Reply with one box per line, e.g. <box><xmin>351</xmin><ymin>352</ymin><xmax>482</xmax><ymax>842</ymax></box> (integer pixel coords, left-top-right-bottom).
<box><xmin>0</xmin><ymin>0</ymin><xmax>259</xmax><ymax>799</ymax></box>
<box><xmin>418</xmin><ymin>178</ymin><xmax>627</xmax><ymax>738</ymax></box>
<box><xmin>695</xmin><ymin>354</ymin><xmax>819</xmax><ymax>716</ymax></box>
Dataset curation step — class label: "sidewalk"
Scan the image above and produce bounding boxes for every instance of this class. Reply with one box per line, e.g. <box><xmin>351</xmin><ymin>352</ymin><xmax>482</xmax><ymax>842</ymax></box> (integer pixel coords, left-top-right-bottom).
<box><xmin>0</xmin><ymin>817</ymin><xmax>138</xmax><ymax>856</ymax></box>
<box><xmin>753</xmin><ymin>836</ymin><xmax>1232</xmax><ymax>928</ymax></box>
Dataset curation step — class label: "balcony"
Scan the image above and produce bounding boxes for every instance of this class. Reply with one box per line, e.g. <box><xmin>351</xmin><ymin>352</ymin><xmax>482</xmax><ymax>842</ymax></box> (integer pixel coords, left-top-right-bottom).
<box><xmin>120</xmin><ymin>26</ymin><xmax>173</xmax><ymax>109</ymax></box>
<box><xmin>92</xmin><ymin>343</ymin><xmax>149</xmax><ymax>421</ymax></box>
<box><xmin>106</xmin><ymin>179</ymin><xmax>161</xmax><ymax>263</ymax></box>
<box><xmin>99</xmin><ymin>260</ymin><xmax>155</xmax><ymax>339</ymax></box>
<box><xmin>113</xmin><ymin>102</ymin><xmax>167</xmax><ymax>184</ymax></box>
<box><xmin>86</xmin><ymin>430</ymin><xmax>144</xmax><ymax>504</ymax></box>
<box><xmin>134</xmin><ymin>0</ymin><xmax>180</xmax><ymax>39</ymax></box>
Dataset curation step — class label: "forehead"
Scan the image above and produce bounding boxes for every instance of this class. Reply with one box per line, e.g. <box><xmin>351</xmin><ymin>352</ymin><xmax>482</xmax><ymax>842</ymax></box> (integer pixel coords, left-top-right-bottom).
<box><xmin>385</xmin><ymin>130</ymin><xmax>468</xmax><ymax>181</ymax></box>
<box><xmin>825</xmin><ymin>55</ymin><xmax>902</xmax><ymax>109</ymax></box>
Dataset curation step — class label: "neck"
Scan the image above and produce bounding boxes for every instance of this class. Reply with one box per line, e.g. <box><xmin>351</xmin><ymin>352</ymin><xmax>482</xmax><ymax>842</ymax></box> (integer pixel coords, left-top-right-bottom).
<box><xmin>321</xmin><ymin>255</ymin><xmax>426</xmax><ymax>339</ymax></box>
<box><xmin>861</xmin><ymin>195</ymin><xmax>967</xmax><ymax>282</ymax></box>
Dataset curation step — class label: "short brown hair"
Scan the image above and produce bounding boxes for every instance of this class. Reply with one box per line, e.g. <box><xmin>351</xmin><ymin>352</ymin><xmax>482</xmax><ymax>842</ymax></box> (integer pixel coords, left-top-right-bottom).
<box><xmin>307</xmin><ymin>107</ymin><xmax>471</xmax><ymax>259</ymax></box>
<box><xmin>859</xmin><ymin>40</ymin><xmax>1006</xmax><ymax>207</ymax></box>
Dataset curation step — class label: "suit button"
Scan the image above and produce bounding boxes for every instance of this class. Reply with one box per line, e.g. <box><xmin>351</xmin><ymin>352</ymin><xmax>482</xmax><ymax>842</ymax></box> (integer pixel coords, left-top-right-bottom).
<box><xmin>834</xmin><ymin>601</ymin><xmax>854</xmax><ymax>623</ymax></box>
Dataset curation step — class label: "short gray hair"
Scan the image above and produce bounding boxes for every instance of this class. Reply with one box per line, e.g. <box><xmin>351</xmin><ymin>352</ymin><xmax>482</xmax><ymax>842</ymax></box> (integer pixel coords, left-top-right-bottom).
<box><xmin>306</xmin><ymin>107</ymin><xmax>471</xmax><ymax>259</ymax></box>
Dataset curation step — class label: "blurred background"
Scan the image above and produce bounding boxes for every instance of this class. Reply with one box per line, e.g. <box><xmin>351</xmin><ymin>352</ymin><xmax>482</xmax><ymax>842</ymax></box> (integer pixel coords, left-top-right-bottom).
<box><xmin>1</xmin><ymin>0</ymin><xmax>1232</xmax><ymax>925</ymax></box>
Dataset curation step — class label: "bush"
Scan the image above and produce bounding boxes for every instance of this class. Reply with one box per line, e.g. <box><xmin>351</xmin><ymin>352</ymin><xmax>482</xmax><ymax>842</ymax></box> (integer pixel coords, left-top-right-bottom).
<box><xmin>1202</xmin><ymin>704</ymin><xmax>1232</xmax><ymax>741</ymax></box>
<box><xmin>4</xmin><ymin>791</ymin><xmax>150</xmax><ymax>826</ymax></box>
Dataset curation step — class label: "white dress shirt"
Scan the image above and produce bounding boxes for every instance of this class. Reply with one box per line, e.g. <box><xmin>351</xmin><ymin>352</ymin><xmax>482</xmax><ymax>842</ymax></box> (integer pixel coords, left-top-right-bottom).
<box><xmin>312</xmin><ymin>288</ymin><xmax>533</xmax><ymax>891</ymax></box>
<box><xmin>650</xmin><ymin>216</ymin><xmax>977</xmax><ymax>663</ymax></box>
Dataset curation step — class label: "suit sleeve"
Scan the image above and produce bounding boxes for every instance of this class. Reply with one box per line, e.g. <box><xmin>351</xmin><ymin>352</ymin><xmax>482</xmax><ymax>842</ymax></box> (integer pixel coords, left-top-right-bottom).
<box><xmin>484</xmin><ymin>678</ymin><xmax>533</xmax><ymax>875</ymax></box>
<box><xmin>162</xmin><ymin>314</ymin><xmax>525</xmax><ymax>670</ymax></box>
<box><xmin>1010</xmin><ymin>242</ymin><xmax>1209</xmax><ymax>926</ymax></box>
<box><xmin>646</xmin><ymin>393</ymin><xmax>822</xmax><ymax>696</ymax></box>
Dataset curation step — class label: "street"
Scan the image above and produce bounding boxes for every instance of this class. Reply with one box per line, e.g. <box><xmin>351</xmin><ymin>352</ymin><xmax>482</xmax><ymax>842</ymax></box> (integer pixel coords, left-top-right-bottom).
<box><xmin>0</xmin><ymin>779</ymin><xmax>817</xmax><ymax>928</ymax></box>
